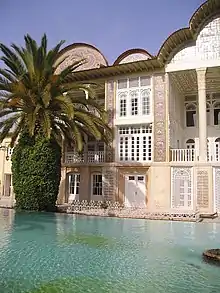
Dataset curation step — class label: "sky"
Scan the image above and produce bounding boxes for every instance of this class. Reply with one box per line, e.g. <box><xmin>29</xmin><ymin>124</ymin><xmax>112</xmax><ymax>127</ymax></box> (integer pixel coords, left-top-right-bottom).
<box><xmin>1</xmin><ymin>0</ymin><xmax>205</xmax><ymax>64</ymax></box>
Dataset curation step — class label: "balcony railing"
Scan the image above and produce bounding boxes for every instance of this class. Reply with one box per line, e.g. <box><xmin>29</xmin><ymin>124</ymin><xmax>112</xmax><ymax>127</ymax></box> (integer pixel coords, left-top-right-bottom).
<box><xmin>64</xmin><ymin>151</ymin><xmax>113</xmax><ymax>164</ymax></box>
<box><xmin>171</xmin><ymin>148</ymin><xmax>220</xmax><ymax>162</ymax></box>
<box><xmin>171</xmin><ymin>149</ymin><xmax>196</xmax><ymax>162</ymax></box>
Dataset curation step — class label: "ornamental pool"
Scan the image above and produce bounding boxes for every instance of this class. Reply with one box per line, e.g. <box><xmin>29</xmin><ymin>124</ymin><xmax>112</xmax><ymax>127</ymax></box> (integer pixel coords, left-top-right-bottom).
<box><xmin>0</xmin><ymin>209</ymin><xmax>220</xmax><ymax>293</ymax></box>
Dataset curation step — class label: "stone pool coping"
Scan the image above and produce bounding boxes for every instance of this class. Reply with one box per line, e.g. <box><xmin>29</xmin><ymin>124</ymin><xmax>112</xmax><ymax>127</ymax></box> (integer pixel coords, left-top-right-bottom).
<box><xmin>66</xmin><ymin>208</ymin><xmax>200</xmax><ymax>222</ymax></box>
<box><xmin>203</xmin><ymin>249</ymin><xmax>220</xmax><ymax>263</ymax></box>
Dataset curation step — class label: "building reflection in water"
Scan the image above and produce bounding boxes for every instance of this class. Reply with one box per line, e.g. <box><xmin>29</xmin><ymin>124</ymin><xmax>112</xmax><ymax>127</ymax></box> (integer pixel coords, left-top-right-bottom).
<box><xmin>0</xmin><ymin>208</ymin><xmax>14</xmax><ymax>252</ymax></box>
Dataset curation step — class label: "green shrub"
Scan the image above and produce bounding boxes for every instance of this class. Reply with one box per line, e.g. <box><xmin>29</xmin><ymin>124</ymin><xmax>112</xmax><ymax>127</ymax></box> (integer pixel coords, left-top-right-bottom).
<box><xmin>11</xmin><ymin>132</ymin><xmax>61</xmax><ymax>211</ymax></box>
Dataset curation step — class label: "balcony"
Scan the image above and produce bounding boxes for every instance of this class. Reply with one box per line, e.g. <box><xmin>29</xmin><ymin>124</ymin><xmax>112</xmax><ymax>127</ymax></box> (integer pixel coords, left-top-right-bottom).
<box><xmin>171</xmin><ymin>149</ymin><xmax>196</xmax><ymax>162</ymax></box>
<box><xmin>64</xmin><ymin>151</ymin><xmax>113</xmax><ymax>164</ymax></box>
<box><xmin>171</xmin><ymin>148</ymin><xmax>220</xmax><ymax>162</ymax></box>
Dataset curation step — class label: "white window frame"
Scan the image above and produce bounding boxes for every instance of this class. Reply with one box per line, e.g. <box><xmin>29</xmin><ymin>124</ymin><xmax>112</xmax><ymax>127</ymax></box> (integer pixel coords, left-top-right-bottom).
<box><xmin>116</xmin><ymin>76</ymin><xmax>152</xmax><ymax>123</ymax></box>
<box><xmin>91</xmin><ymin>173</ymin><xmax>103</xmax><ymax>198</ymax></box>
<box><xmin>117</xmin><ymin>124</ymin><xmax>152</xmax><ymax>162</ymax></box>
<box><xmin>119</xmin><ymin>92</ymin><xmax>128</xmax><ymax>117</ymax></box>
<box><xmin>69</xmin><ymin>173</ymin><xmax>80</xmax><ymax>197</ymax></box>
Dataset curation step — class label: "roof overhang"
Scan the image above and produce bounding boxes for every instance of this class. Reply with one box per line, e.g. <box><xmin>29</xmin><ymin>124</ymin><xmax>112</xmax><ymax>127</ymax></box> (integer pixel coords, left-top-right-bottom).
<box><xmin>61</xmin><ymin>0</ymin><xmax>220</xmax><ymax>82</ymax></box>
<box><xmin>68</xmin><ymin>58</ymin><xmax>162</xmax><ymax>82</ymax></box>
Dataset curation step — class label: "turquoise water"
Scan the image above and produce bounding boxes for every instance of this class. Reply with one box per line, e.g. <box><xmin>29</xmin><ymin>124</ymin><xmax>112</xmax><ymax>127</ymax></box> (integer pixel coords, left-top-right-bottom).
<box><xmin>0</xmin><ymin>209</ymin><xmax>220</xmax><ymax>293</ymax></box>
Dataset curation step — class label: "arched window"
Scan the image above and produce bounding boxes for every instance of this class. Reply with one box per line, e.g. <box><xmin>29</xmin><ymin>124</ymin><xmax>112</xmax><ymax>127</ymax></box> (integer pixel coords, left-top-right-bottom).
<box><xmin>130</xmin><ymin>90</ymin><xmax>139</xmax><ymax>116</ymax></box>
<box><xmin>215</xmin><ymin>138</ymin><xmax>220</xmax><ymax>161</ymax></box>
<box><xmin>185</xmin><ymin>103</ymin><xmax>196</xmax><ymax>127</ymax></box>
<box><xmin>141</xmin><ymin>89</ymin><xmax>151</xmax><ymax>115</ymax></box>
<box><xmin>186</xmin><ymin>139</ymin><xmax>195</xmax><ymax>148</ymax></box>
<box><xmin>119</xmin><ymin>92</ymin><xmax>128</xmax><ymax>117</ymax></box>
<box><xmin>213</xmin><ymin>102</ymin><xmax>220</xmax><ymax>125</ymax></box>
<box><xmin>186</xmin><ymin>139</ymin><xmax>195</xmax><ymax>161</ymax></box>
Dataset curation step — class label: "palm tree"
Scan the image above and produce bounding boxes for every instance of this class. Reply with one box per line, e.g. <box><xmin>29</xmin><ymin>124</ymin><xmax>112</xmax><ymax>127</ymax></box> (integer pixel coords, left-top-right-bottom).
<box><xmin>0</xmin><ymin>34</ymin><xmax>111</xmax><ymax>211</ymax></box>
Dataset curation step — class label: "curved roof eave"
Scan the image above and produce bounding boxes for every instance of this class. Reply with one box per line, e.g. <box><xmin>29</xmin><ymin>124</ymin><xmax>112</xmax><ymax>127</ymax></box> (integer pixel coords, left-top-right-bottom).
<box><xmin>114</xmin><ymin>48</ymin><xmax>154</xmax><ymax>65</ymax></box>
<box><xmin>56</xmin><ymin>42</ymin><xmax>109</xmax><ymax>66</ymax></box>
<box><xmin>157</xmin><ymin>0</ymin><xmax>220</xmax><ymax>63</ymax></box>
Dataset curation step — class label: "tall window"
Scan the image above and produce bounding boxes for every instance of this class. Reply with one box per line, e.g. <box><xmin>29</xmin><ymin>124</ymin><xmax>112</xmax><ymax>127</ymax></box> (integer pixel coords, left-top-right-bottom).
<box><xmin>185</xmin><ymin>103</ymin><xmax>196</xmax><ymax>127</ymax></box>
<box><xmin>69</xmin><ymin>174</ymin><xmax>80</xmax><ymax>196</ymax></box>
<box><xmin>119</xmin><ymin>92</ymin><xmax>127</xmax><ymax>117</ymax></box>
<box><xmin>118</xmin><ymin>125</ymin><xmax>152</xmax><ymax>162</ymax></box>
<box><xmin>92</xmin><ymin>174</ymin><xmax>103</xmax><ymax>196</ymax></box>
<box><xmin>130</xmin><ymin>91</ymin><xmax>138</xmax><ymax>115</ymax></box>
<box><xmin>141</xmin><ymin>89</ymin><xmax>151</xmax><ymax>115</ymax></box>
<box><xmin>117</xmin><ymin>76</ymin><xmax>151</xmax><ymax>119</ymax></box>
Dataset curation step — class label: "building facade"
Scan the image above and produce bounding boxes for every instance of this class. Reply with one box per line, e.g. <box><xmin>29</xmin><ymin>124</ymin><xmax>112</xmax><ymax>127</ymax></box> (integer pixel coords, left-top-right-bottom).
<box><xmin>1</xmin><ymin>0</ymin><xmax>220</xmax><ymax>214</ymax></box>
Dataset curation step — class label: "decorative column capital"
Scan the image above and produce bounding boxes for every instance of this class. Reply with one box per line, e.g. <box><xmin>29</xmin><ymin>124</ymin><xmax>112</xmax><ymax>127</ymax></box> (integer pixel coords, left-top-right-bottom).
<box><xmin>196</xmin><ymin>68</ymin><xmax>207</xmax><ymax>90</ymax></box>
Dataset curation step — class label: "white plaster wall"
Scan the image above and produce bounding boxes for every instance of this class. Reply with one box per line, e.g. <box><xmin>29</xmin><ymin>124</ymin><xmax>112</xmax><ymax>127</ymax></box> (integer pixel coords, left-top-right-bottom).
<box><xmin>149</xmin><ymin>165</ymin><xmax>171</xmax><ymax>211</ymax></box>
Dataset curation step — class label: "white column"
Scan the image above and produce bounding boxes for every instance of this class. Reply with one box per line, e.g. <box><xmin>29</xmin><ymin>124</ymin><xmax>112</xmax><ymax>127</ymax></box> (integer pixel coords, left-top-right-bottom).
<box><xmin>196</xmin><ymin>68</ymin><xmax>207</xmax><ymax>161</ymax></box>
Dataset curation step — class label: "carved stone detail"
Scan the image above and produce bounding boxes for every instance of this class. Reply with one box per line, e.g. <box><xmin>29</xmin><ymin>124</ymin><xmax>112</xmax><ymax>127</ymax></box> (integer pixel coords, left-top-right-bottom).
<box><xmin>105</xmin><ymin>80</ymin><xmax>114</xmax><ymax>127</ymax></box>
<box><xmin>196</xmin><ymin>169</ymin><xmax>209</xmax><ymax>208</ymax></box>
<box><xmin>154</xmin><ymin>74</ymin><xmax>166</xmax><ymax>162</ymax></box>
<box><xmin>102</xmin><ymin>167</ymin><xmax>117</xmax><ymax>201</ymax></box>
<box><xmin>55</xmin><ymin>46</ymin><xmax>107</xmax><ymax>73</ymax></box>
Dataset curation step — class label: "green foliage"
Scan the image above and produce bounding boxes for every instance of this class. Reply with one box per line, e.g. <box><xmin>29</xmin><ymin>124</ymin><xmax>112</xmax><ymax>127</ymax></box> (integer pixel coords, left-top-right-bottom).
<box><xmin>0</xmin><ymin>34</ymin><xmax>112</xmax><ymax>211</ymax></box>
<box><xmin>12</xmin><ymin>132</ymin><xmax>61</xmax><ymax>211</ymax></box>
<box><xmin>0</xmin><ymin>34</ymin><xmax>112</xmax><ymax>150</ymax></box>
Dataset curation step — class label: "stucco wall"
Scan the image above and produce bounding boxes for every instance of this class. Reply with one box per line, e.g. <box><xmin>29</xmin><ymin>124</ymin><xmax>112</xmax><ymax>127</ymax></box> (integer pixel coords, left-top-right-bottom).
<box><xmin>149</xmin><ymin>165</ymin><xmax>171</xmax><ymax>211</ymax></box>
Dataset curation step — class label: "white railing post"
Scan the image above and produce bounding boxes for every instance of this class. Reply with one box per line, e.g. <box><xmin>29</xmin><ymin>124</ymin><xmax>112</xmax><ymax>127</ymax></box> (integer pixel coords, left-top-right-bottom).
<box><xmin>171</xmin><ymin>149</ymin><xmax>195</xmax><ymax>162</ymax></box>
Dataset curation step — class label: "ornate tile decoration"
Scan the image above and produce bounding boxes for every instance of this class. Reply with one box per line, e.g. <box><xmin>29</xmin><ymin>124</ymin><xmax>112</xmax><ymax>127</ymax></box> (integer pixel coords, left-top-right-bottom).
<box><xmin>214</xmin><ymin>167</ymin><xmax>220</xmax><ymax>213</ymax></box>
<box><xmin>102</xmin><ymin>167</ymin><xmax>117</xmax><ymax>201</ymax></box>
<box><xmin>196</xmin><ymin>169</ymin><xmax>209</xmax><ymax>208</ymax></box>
<box><xmin>170</xmin><ymin>71</ymin><xmax>197</xmax><ymax>94</ymax></box>
<box><xmin>154</xmin><ymin>74</ymin><xmax>167</xmax><ymax>162</ymax></box>
<box><xmin>119</xmin><ymin>53</ymin><xmax>150</xmax><ymax>64</ymax></box>
<box><xmin>106</xmin><ymin>81</ymin><xmax>114</xmax><ymax>128</ymax></box>
<box><xmin>170</xmin><ymin>17</ymin><xmax>220</xmax><ymax>64</ymax></box>
<box><xmin>105</xmin><ymin>80</ymin><xmax>115</xmax><ymax>159</ymax></box>
<box><xmin>55</xmin><ymin>46</ymin><xmax>107</xmax><ymax>74</ymax></box>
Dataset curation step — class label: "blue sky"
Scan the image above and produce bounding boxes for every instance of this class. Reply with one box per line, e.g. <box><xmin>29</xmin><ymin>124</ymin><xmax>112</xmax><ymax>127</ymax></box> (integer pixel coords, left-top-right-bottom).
<box><xmin>1</xmin><ymin>0</ymin><xmax>204</xmax><ymax>64</ymax></box>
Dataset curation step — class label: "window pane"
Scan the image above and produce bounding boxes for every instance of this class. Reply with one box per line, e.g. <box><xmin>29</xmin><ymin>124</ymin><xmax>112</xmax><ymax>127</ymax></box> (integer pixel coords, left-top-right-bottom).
<box><xmin>140</xmin><ymin>76</ymin><xmax>151</xmax><ymax>86</ymax></box>
<box><xmin>120</xmin><ymin>98</ymin><xmax>127</xmax><ymax>117</ymax></box>
<box><xmin>142</xmin><ymin>89</ymin><xmax>151</xmax><ymax>115</ymax></box>
<box><xmin>88</xmin><ymin>144</ymin><xmax>95</xmax><ymax>151</ymax></box>
<box><xmin>118</xmin><ymin>125</ymin><xmax>152</xmax><ymax>162</ymax></box>
<box><xmin>131</xmin><ymin>98</ymin><xmax>138</xmax><ymax>115</ymax></box>
<box><xmin>129</xmin><ymin>77</ymin><xmax>139</xmax><ymax>88</ymax></box>
<box><xmin>118</xmin><ymin>79</ymin><xmax>127</xmax><ymax>89</ymax></box>
<box><xmin>92</xmin><ymin>174</ymin><xmax>102</xmax><ymax>195</ymax></box>
<box><xmin>186</xmin><ymin>111</ymin><xmax>196</xmax><ymax>127</ymax></box>
<box><xmin>69</xmin><ymin>174</ymin><xmax>80</xmax><ymax>195</ymax></box>
<box><xmin>214</xmin><ymin>108</ymin><xmax>220</xmax><ymax>125</ymax></box>
<box><xmin>130</xmin><ymin>91</ymin><xmax>139</xmax><ymax>116</ymax></box>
